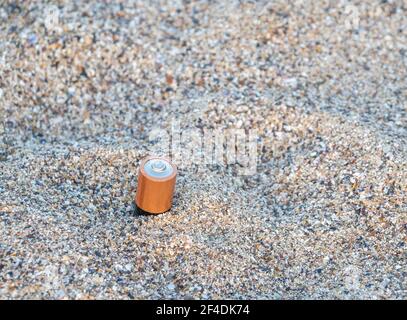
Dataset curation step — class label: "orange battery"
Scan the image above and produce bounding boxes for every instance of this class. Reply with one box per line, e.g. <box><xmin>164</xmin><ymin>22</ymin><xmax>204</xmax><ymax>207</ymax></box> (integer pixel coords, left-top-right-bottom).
<box><xmin>135</xmin><ymin>156</ymin><xmax>177</xmax><ymax>214</ymax></box>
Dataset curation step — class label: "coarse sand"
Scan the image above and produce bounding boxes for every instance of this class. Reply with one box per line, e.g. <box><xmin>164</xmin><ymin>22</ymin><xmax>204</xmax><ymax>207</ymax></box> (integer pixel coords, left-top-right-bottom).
<box><xmin>0</xmin><ymin>0</ymin><xmax>406</xmax><ymax>299</ymax></box>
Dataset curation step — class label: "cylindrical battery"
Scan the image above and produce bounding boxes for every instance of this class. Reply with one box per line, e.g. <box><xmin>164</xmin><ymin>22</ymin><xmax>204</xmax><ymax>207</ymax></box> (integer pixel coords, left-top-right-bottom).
<box><xmin>135</xmin><ymin>156</ymin><xmax>177</xmax><ymax>214</ymax></box>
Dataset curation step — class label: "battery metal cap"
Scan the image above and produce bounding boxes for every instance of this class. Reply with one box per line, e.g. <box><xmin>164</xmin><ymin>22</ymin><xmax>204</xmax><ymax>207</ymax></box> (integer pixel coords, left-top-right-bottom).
<box><xmin>135</xmin><ymin>156</ymin><xmax>177</xmax><ymax>214</ymax></box>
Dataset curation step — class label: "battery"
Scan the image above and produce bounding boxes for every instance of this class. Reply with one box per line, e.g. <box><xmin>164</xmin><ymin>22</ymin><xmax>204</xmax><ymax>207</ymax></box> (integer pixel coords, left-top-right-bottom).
<box><xmin>135</xmin><ymin>156</ymin><xmax>177</xmax><ymax>214</ymax></box>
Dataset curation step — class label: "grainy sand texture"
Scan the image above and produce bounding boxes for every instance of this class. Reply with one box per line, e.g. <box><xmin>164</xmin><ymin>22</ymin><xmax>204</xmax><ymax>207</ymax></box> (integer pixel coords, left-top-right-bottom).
<box><xmin>0</xmin><ymin>0</ymin><xmax>406</xmax><ymax>299</ymax></box>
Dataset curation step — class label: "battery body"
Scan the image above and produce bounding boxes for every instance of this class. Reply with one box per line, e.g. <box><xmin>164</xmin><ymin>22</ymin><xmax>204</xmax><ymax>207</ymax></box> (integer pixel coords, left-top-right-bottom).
<box><xmin>135</xmin><ymin>156</ymin><xmax>177</xmax><ymax>214</ymax></box>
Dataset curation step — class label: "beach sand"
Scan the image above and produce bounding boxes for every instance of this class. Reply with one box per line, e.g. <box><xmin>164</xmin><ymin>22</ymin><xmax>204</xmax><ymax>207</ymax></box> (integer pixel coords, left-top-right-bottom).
<box><xmin>0</xmin><ymin>0</ymin><xmax>406</xmax><ymax>299</ymax></box>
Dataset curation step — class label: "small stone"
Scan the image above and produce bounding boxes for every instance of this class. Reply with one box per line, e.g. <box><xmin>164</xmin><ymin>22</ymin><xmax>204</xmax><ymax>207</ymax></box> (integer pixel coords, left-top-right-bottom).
<box><xmin>283</xmin><ymin>77</ymin><xmax>298</xmax><ymax>89</ymax></box>
<box><xmin>28</xmin><ymin>34</ymin><xmax>37</xmax><ymax>45</ymax></box>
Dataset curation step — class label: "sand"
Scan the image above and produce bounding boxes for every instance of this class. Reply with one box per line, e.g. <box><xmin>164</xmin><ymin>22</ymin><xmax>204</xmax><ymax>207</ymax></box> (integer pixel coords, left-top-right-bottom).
<box><xmin>0</xmin><ymin>0</ymin><xmax>406</xmax><ymax>299</ymax></box>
